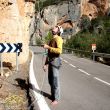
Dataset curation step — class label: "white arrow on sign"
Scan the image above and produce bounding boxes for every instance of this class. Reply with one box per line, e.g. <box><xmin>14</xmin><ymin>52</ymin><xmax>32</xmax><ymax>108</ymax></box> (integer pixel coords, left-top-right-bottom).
<box><xmin>11</xmin><ymin>44</ymin><xmax>16</xmax><ymax>52</ymax></box>
<box><xmin>4</xmin><ymin>43</ymin><xmax>10</xmax><ymax>53</ymax></box>
<box><xmin>0</xmin><ymin>45</ymin><xmax>2</xmax><ymax>51</ymax></box>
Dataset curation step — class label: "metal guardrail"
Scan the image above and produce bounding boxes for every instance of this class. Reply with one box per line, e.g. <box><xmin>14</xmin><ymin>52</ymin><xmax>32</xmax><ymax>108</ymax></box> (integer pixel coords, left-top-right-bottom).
<box><xmin>92</xmin><ymin>52</ymin><xmax>110</xmax><ymax>58</ymax></box>
<box><xmin>92</xmin><ymin>52</ymin><xmax>110</xmax><ymax>61</ymax></box>
<box><xmin>63</xmin><ymin>47</ymin><xmax>110</xmax><ymax>61</ymax></box>
<box><xmin>63</xmin><ymin>47</ymin><xmax>91</xmax><ymax>54</ymax></box>
<box><xmin>30</xmin><ymin>45</ymin><xmax>110</xmax><ymax>61</ymax></box>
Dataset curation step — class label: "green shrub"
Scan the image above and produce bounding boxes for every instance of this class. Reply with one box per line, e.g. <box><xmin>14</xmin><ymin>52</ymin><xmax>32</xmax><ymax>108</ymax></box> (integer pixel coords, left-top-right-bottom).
<box><xmin>44</xmin><ymin>31</ymin><xmax>53</xmax><ymax>43</ymax></box>
<box><xmin>64</xmin><ymin>16</ymin><xmax>110</xmax><ymax>56</ymax></box>
<box><xmin>35</xmin><ymin>0</ymin><xmax>68</xmax><ymax>11</ymax></box>
<box><xmin>36</xmin><ymin>31</ymin><xmax>53</xmax><ymax>46</ymax></box>
<box><xmin>36</xmin><ymin>37</ymin><xmax>42</xmax><ymax>45</ymax></box>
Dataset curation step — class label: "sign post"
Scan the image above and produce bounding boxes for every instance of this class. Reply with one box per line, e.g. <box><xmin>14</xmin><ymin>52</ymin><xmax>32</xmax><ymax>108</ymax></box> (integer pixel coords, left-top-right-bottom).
<box><xmin>0</xmin><ymin>43</ymin><xmax>22</xmax><ymax>76</ymax></box>
<box><xmin>0</xmin><ymin>54</ymin><xmax>3</xmax><ymax>76</ymax></box>
<box><xmin>92</xmin><ymin>44</ymin><xmax>96</xmax><ymax>61</ymax></box>
<box><xmin>16</xmin><ymin>52</ymin><xmax>18</xmax><ymax>71</ymax></box>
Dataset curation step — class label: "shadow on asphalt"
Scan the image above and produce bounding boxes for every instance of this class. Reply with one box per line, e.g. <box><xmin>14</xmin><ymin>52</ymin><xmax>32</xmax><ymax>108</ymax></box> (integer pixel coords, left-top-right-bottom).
<box><xmin>29</xmin><ymin>83</ymin><xmax>52</xmax><ymax>100</ymax></box>
<box><xmin>13</xmin><ymin>78</ymin><xmax>52</xmax><ymax>109</ymax></box>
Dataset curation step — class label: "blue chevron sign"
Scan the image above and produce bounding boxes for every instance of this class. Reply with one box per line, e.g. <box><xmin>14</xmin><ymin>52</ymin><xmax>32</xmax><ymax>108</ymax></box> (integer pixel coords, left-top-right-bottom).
<box><xmin>0</xmin><ymin>43</ymin><xmax>22</xmax><ymax>53</ymax></box>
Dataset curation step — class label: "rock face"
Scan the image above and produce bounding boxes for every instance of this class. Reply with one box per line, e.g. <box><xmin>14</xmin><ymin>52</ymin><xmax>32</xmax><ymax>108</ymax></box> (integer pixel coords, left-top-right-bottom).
<box><xmin>29</xmin><ymin>0</ymin><xmax>81</xmax><ymax>41</ymax></box>
<box><xmin>0</xmin><ymin>0</ymin><xmax>109</xmax><ymax>65</ymax></box>
<box><xmin>0</xmin><ymin>0</ymin><xmax>34</xmax><ymax>66</ymax></box>
<box><xmin>81</xmin><ymin>0</ymin><xmax>109</xmax><ymax>19</ymax></box>
<box><xmin>81</xmin><ymin>1</ymin><xmax>98</xmax><ymax>19</ymax></box>
<box><xmin>89</xmin><ymin>0</ymin><xmax>109</xmax><ymax>14</ymax></box>
<box><xmin>30</xmin><ymin>0</ymin><xmax>109</xmax><ymax>41</ymax></box>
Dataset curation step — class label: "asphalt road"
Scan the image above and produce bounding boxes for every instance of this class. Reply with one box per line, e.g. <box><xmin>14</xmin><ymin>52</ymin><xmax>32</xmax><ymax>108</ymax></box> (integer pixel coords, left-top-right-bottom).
<box><xmin>30</xmin><ymin>46</ymin><xmax>110</xmax><ymax>110</ymax></box>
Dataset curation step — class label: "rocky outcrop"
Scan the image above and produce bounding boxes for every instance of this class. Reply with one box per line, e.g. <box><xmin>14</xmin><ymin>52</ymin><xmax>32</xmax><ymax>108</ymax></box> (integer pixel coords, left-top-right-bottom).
<box><xmin>81</xmin><ymin>1</ymin><xmax>98</xmax><ymax>19</ymax></box>
<box><xmin>29</xmin><ymin>0</ymin><xmax>81</xmax><ymax>41</ymax></box>
<box><xmin>81</xmin><ymin>0</ymin><xmax>109</xmax><ymax>19</ymax></box>
<box><xmin>30</xmin><ymin>0</ymin><xmax>109</xmax><ymax>42</ymax></box>
<box><xmin>89</xmin><ymin>0</ymin><xmax>109</xmax><ymax>14</ymax></box>
<box><xmin>0</xmin><ymin>0</ymin><xmax>34</xmax><ymax>66</ymax></box>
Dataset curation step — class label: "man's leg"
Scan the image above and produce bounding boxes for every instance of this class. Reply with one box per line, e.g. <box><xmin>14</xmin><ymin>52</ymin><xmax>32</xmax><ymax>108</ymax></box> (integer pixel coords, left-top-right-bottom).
<box><xmin>48</xmin><ymin>64</ymin><xmax>54</xmax><ymax>100</ymax></box>
<box><xmin>52</xmin><ymin>66</ymin><xmax>60</xmax><ymax>103</ymax></box>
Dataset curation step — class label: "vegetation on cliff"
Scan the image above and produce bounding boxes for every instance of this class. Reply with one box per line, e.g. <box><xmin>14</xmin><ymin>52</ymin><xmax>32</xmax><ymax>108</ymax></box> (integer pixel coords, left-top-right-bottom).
<box><xmin>65</xmin><ymin>15</ymin><xmax>110</xmax><ymax>54</ymax></box>
<box><xmin>35</xmin><ymin>0</ymin><xmax>69</xmax><ymax>11</ymax></box>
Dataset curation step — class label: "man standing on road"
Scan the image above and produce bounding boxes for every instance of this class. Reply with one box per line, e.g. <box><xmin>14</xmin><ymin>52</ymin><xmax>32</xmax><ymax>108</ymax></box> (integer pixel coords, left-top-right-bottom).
<box><xmin>43</xmin><ymin>26</ymin><xmax>63</xmax><ymax>105</ymax></box>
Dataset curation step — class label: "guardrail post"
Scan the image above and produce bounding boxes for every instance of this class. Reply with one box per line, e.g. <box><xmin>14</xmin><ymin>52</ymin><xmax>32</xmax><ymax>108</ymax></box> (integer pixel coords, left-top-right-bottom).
<box><xmin>92</xmin><ymin>51</ymin><xmax>95</xmax><ymax>61</ymax></box>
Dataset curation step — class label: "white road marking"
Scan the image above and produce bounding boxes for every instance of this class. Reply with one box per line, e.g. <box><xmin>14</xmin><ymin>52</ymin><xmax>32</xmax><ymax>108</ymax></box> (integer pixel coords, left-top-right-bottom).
<box><xmin>78</xmin><ymin>69</ymin><xmax>90</xmax><ymax>76</ymax></box>
<box><xmin>62</xmin><ymin>55</ymin><xmax>75</xmax><ymax>62</ymax></box>
<box><xmin>63</xmin><ymin>60</ymin><xmax>68</xmax><ymax>63</ymax></box>
<box><xmin>30</xmin><ymin>51</ymin><xmax>50</xmax><ymax>110</ymax></box>
<box><xmin>64</xmin><ymin>56</ymin><xmax>74</xmax><ymax>61</ymax></box>
<box><xmin>69</xmin><ymin>64</ymin><xmax>76</xmax><ymax>68</ymax></box>
<box><xmin>62</xmin><ymin>57</ymin><xmax>110</xmax><ymax>87</ymax></box>
<box><xmin>94</xmin><ymin>77</ymin><xmax>110</xmax><ymax>86</ymax></box>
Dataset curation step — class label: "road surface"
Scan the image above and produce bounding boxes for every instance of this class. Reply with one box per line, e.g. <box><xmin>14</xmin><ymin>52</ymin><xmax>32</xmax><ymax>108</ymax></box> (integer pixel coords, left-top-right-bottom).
<box><xmin>30</xmin><ymin>46</ymin><xmax>110</xmax><ymax>110</ymax></box>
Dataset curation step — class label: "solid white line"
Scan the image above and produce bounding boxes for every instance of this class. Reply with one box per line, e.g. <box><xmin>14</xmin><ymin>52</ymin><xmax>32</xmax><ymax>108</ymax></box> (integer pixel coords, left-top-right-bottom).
<box><xmin>62</xmin><ymin>55</ymin><xmax>75</xmax><ymax>62</ymax></box>
<box><xmin>69</xmin><ymin>64</ymin><xmax>76</xmax><ymax>68</ymax></box>
<box><xmin>94</xmin><ymin>77</ymin><xmax>110</xmax><ymax>86</ymax></box>
<box><xmin>29</xmin><ymin>51</ymin><xmax>50</xmax><ymax>110</ymax></box>
<box><xmin>78</xmin><ymin>69</ymin><xmax>90</xmax><ymax>76</ymax></box>
<box><xmin>63</xmin><ymin>60</ymin><xmax>68</xmax><ymax>63</ymax></box>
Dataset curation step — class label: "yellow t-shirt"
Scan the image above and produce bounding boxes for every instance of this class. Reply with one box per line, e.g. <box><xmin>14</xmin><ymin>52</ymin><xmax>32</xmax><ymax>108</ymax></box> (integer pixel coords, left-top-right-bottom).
<box><xmin>45</xmin><ymin>35</ymin><xmax>63</xmax><ymax>65</ymax></box>
<box><xmin>49</xmin><ymin>35</ymin><xmax>63</xmax><ymax>54</ymax></box>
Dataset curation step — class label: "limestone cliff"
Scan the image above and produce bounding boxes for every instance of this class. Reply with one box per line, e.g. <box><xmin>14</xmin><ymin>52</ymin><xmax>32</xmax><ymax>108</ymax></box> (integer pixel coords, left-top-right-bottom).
<box><xmin>0</xmin><ymin>0</ymin><xmax>109</xmax><ymax>66</ymax></box>
<box><xmin>0</xmin><ymin>0</ymin><xmax>34</xmax><ymax>66</ymax></box>
<box><xmin>81</xmin><ymin>0</ymin><xmax>109</xmax><ymax>19</ymax></box>
<box><xmin>30</xmin><ymin>0</ymin><xmax>109</xmax><ymax>43</ymax></box>
<box><xmin>29</xmin><ymin>0</ymin><xmax>81</xmax><ymax>42</ymax></box>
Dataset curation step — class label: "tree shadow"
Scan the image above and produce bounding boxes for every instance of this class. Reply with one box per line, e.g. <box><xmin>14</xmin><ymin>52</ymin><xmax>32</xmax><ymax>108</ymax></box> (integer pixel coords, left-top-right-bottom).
<box><xmin>13</xmin><ymin>78</ymin><xmax>34</xmax><ymax>110</ymax></box>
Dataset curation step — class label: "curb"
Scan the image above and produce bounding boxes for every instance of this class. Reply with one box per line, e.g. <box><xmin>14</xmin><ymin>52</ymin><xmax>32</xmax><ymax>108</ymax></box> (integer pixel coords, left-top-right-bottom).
<box><xmin>29</xmin><ymin>50</ymin><xmax>50</xmax><ymax>110</ymax></box>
